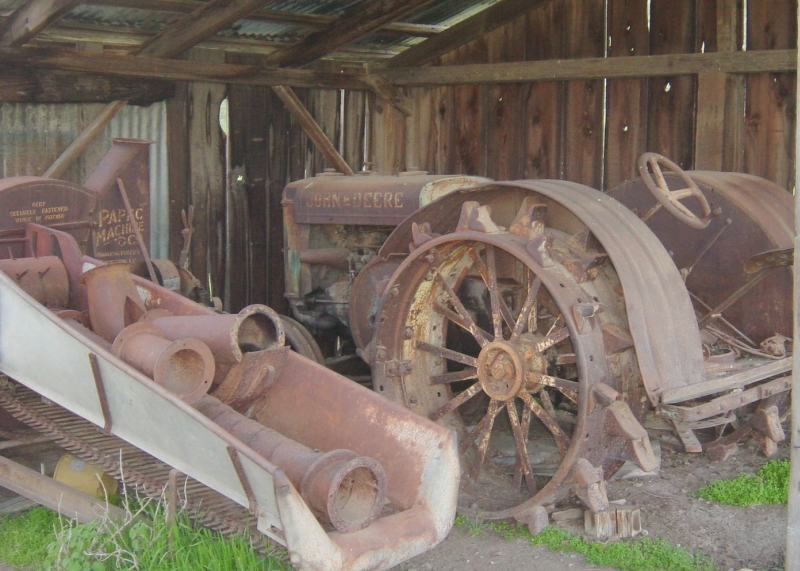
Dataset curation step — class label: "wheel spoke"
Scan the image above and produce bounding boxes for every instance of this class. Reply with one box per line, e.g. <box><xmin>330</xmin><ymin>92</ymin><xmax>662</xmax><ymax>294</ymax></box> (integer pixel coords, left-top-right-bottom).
<box><xmin>414</xmin><ymin>339</ymin><xmax>478</xmax><ymax>367</ymax></box>
<box><xmin>429</xmin><ymin>382</ymin><xmax>482</xmax><ymax>422</ymax></box>
<box><xmin>432</xmin><ymin>301</ymin><xmax>494</xmax><ymax>342</ymax></box>
<box><xmin>526</xmin><ymin>372</ymin><xmax>580</xmax><ymax>394</ymax></box>
<box><xmin>484</xmin><ymin>245</ymin><xmax>504</xmax><ymax>338</ymax></box>
<box><xmin>534</xmin><ymin>326</ymin><xmax>570</xmax><ymax>353</ymax></box>
<box><xmin>519</xmin><ymin>391</ymin><xmax>571</xmax><ymax>455</ymax></box>
<box><xmin>430</xmin><ymin>368</ymin><xmax>478</xmax><ymax>385</ymax></box>
<box><xmin>468</xmin><ymin>400</ymin><xmax>501</xmax><ymax>480</ymax></box>
<box><xmin>506</xmin><ymin>401</ymin><xmax>537</xmax><ymax>494</ymax></box>
<box><xmin>510</xmin><ymin>276</ymin><xmax>542</xmax><ymax>343</ymax></box>
<box><xmin>468</xmin><ymin>246</ymin><xmax>515</xmax><ymax>331</ymax></box>
<box><xmin>432</xmin><ymin>270</ymin><xmax>488</xmax><ymax>346</ymax></box>
<box><xmin>459</xmin><ymin>400</ymin><xmax>501</xmax><ymax>455</ymax></box>
<box><xmin>514</xmin><ymin>405</ymin><xmax>532</xmax><ymax>489</ymax></box>
<box><xmin>544</xmin><ymin>314</ymin><xmax>565</xmax><ymax>338</ymax></box>
<box><xmin>555</xmin><ymin>353</ymin><xmax>577</xmax><ymax>365</ymax></box>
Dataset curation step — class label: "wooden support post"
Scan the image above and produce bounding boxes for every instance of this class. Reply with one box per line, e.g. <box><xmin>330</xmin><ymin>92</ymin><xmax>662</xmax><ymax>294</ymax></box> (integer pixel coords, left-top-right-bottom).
<box><xmin>271</xmin><ymin>85</ymin><xmax>354</xmax><ymax>175</ymax></box>
<box><xmin>42</xmin><ymin>100</ymin><xmax>127</xmax><ymax>179</ymax></box>
<box><xmin>786</xmin><ymin>8</ymin><xmax>800</xmax><ymax>570</ymax></box>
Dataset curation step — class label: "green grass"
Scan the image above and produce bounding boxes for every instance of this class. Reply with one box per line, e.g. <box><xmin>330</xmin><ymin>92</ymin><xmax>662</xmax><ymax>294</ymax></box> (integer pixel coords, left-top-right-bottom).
<box><xmin>0</xmin><ymin>498</ymin><xmax>291</xmax><ymax>571</ymax></box>
<box><xmin>0</xmin><ymin>507</ymin><xmax>62</xmax><ymax>570</ymax></box>
<box><xmin>696</xmin><ymin>459</ymin><xmax>789</xmax><ymax>506</ymax></box>
<box><xmin>455</xmin><ymin>516</ymin><xmax>715</xmax><ymax>571</ymax></box>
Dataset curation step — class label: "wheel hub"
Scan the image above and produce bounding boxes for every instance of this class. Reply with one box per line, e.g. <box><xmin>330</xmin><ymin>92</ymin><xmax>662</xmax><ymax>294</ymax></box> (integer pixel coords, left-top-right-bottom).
<box><xmin>477</xmin><ymin>341</ymin><xmax>524</xmax><ymax>401</ymax></box>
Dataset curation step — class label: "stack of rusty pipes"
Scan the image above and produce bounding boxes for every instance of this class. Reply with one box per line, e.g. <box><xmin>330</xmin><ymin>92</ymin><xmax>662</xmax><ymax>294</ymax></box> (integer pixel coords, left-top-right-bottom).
<box><xmin>0</xmin><ymin>257</ymin><xmax>387</xmax><ymax>533</ymax></box>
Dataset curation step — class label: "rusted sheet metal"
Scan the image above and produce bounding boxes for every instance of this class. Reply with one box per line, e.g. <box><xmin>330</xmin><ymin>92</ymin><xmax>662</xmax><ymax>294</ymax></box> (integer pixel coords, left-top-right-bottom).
<box><xmin>197</xmin><ymin>394</ymin><xmax>387</xmax><ymax>533</ymax></box>
<box><xmin>607</xmin><ymin>172</ymin><xmax>794</xmax><ymax>345</ymax></box>
<box><xmin>83</xmin><ymin>138</ymin><xmax>152</xmax><ymax>264</ymax></box>
<box><xmin>0</xmin><ymin>256</ymin><xmax>69</xmax><ymax>308</ymax></box>
<box><xmin>81</xmin><ymin>263</ymin><xmax>146</xmax><ymax>342</ymax></box>
<box><xmin>284</xmin><ymin>173</ymin><xmax>488</xmax><ymax>225</ymax></box>
<box><xmin>0</xmin><ymin>177</ymin><xmax>96</xmax><ymax>258</ymax></box>
<box><xmin>375</xmin><ymin>181</ymin><xmax>705</xmax><ymax>404</ymax></box>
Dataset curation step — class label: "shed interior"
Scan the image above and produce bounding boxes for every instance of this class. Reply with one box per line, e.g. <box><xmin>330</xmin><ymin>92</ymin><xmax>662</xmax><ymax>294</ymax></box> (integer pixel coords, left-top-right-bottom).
<box><xmin>0</xmin><ymin>0</ymin><xmax>795</xmax><ymax>313</ymax></box>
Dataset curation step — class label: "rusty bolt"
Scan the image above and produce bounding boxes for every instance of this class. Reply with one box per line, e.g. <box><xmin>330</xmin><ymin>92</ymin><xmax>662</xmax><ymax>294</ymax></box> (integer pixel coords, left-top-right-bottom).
<box><xmin>404</xmin><ymin>327</ymin><xmax>413</xmax><ymax>339</ymax></box>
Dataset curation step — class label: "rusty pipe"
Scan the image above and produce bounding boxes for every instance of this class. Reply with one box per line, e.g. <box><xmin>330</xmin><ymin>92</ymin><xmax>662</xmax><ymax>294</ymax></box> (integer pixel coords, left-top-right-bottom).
<box><xmin>143</xmin><ymin>304</ymin><xmax>285</xmax><ymax>364</ymax></box>
<box><xmin>112</xmin><ymin>322</ymin><xmax>214</xmax><ymax>403</ymax></box>
<box><xmin>195</xmin><ymin>395</ymin><xmax>386</xmax><ymax>533</ymax></box>
<box><xmin>80</xmin><ymin>264</ymin><xmax>146</xmax><ymax>343</ymax></box>
<box><xmin>0</xmin><ymin>256</ymin><xmax>70</xmax><ymax>309</ymax></box>
<box><xmin>297</xmin><ymin>248</ymin><xmax>351</xmax><ymax>272</ymax></box>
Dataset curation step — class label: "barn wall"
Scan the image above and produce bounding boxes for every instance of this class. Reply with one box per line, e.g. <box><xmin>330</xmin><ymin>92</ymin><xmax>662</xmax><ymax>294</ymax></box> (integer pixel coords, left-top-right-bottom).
<box><xmin>366</xmin><ymin>0</ymin><xmax>797</xmax><ymax>192</ymax></box>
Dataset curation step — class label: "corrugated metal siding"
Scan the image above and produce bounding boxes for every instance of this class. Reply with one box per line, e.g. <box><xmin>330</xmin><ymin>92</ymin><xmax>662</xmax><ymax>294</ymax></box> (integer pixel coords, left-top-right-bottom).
<box><xmin>0</xmin><ymin>102</ymin><xmax>108</xmax><ymax>183</ymax></box>
<box><xmin>106</xmin><ymin>102</ymin><xmax>169</xmax><ymax>259</ymax></box>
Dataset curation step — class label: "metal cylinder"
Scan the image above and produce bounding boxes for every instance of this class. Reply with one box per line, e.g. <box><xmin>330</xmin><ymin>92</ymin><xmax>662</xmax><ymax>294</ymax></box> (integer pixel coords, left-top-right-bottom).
<box><xmin>80</xmin><ymin>264</ymin><xmax>146</xmax><ymax>342</ymax></box>
<box><xmin>144</xmin><ymin>304</ymin><xmax>285</xmax><ymax>364</ymax></box>
<box><xmin>112</xmin><ymin>322</ymin><xmax>214</xmax><ymax>403</ymax></box>
<box><xmin>0</xmin><ymin>256</ymin><xmax>69</xmax><ymax>308</ymax></box>
<box><xmin>195</xmin><ymin>395</ymin><xmax>386</xmax><ymax>533</ymax></box>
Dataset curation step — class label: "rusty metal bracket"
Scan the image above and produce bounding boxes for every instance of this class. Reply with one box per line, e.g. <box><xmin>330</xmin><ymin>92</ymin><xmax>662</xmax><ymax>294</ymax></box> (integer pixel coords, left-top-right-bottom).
<box><xmin>88</xmin><ymin>353</ymin><xmax>113</xmax><ymax>435</ymax></box>
<box><xmin>226</xmin><ymin>445</ymin><xmax>258</xmax><ymax>517</ymax></box>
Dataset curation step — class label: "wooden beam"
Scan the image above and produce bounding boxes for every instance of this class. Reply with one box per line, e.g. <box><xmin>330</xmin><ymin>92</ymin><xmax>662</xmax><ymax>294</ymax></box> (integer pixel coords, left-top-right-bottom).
<box><xmin>0</xmin><ymin>66</ymin><xmax>173</xmax><ymax>103</ymax></box>
<box><xmin>136</xmin><ymin>0</ymin><xmax>272</xmax><ymax>59</ymax></box>
<box><xmin>0</xmin><ymin>454</ymin><xmax>126</xmax><ymax>525</ymax></box>
<box><xmin>263</xmin><ymin>0</ymin><xmax>435</xmax><ymax>68</ymax></box>
<box><xmin>93</xmin><ymin>0</ymin><xmax>446</xmax><ymax>37</ymax></box>
<box><xmin>271</xmin><ymin>85</ymin><xmax>354</xmax><ymax>175</ymax></box>
<box><xmin>385</xmin><ymin>0</ymin><xmax>545</xmax><ymax>69</ymax></box>
<box><xmin>378</xmin><ymin>49</ymin><xmax>797</xmax><ymax>85</ymax></box>
<box><xmin>0</xmin><ymin>0</ymin><xmax>83</xmax><ymax>46</ymax></box>
<box><xmin>0</xmin><ymin>46</ymin><xmax>368</xmax><ymax>89</ymax></box>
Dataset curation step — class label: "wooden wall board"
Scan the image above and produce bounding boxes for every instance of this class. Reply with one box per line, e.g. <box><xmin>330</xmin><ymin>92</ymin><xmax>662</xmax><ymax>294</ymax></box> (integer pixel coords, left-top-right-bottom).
<box><xmin>522</xmin><ymin>0</ymin><xmax>566</xmax><ymax>180</ymax></box>
<box><xmin>485</xmin><ymin>18</ymin><xmax>525</xmax><ymax>180</ymax></box>
<box><xmin>227</xmin><ymin>53</ymin><xmax>269</xmax><ymax>310</ymax></box>
<box><xmin>187</xmin><ymin>49</ymin><xmax>226</xmax><ymax>303</ymax></box>
<box><xmin>744</xmin><ymin>0</ymin><xmax>797</xmax><ymax>191</ymax></box>
<box><xmin>343</xmin><ymin>89</ymin><xmax>366</xmax><ymax>172</ymax></box>
<box><xmin>646</xmin><ymin>0</ymin><xmax>697</xmax><ymax>169</ymax></box>
<box><xmin>604</xmin><ymin>0</ymin><xmax>649</xmax><ymax>188</ymax></box>
<box><xmin>166</xmin><ymin>81</ymin><xmax>189</xmax><ymax>263</ymax></box>
<box><xmin>563</xmin><ymin>0</ymin><xmax>605</xmax><ymax>189</ymax></box>
<box><xmin>264</xmin><ymin>85</ymin><xmax>289</xmax><ymax>312</ymax></box>
<box><xmin>448</xmin><ymin>39</ymin><xmax>488</xmax><ymax>177</ymax></box>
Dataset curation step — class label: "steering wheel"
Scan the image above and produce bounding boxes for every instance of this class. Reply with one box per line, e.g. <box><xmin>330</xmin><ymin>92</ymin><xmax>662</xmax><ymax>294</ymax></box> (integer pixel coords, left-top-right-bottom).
<box><xmin>637</xmin><ymin>152</ymin><xmax>712</xmax><ymax>229</ymax></box>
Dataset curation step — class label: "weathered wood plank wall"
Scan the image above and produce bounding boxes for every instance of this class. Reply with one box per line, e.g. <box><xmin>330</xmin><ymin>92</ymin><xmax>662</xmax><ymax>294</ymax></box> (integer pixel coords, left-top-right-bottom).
<box><xmin>366</xmin><ymin>0</ymin><xmax>796</xmax><ymax>192</ymax></box>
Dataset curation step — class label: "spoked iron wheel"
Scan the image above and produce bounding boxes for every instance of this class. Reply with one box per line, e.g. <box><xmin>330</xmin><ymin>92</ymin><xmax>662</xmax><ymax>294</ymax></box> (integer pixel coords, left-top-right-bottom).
<box><xmin>373</xmin><ymin>204</ymin><xmax>655</xmax><ymax>519</ymax></box>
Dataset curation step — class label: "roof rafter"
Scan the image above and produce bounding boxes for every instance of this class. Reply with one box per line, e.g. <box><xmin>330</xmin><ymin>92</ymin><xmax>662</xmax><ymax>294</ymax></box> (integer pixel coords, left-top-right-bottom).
<box><xmin>135</xmin><ymin>0</ymin><xmax>274</xmax><ymax>58</ymax></box>
<box><xmin>263</xmin><ymin>0</ymin><xmax>436</xmax><ymax>68</ymax></box>
<box><xmin>385</xmin><ymin>0</ymin><xmax>547</xmax><ymax>68</ymax></box>
<box><xmin>0</xmin><ymin>0</ymin><xmax>83</xmax><ymax>47</ymax></box>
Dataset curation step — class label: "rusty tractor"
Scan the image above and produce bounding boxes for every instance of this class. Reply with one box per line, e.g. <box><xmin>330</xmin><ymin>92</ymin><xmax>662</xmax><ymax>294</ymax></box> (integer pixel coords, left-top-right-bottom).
<box><xmin>0</xmin><ymin>141</ymin><xmax>462</xmax><ymax>571</ymax></box>
<box><xmin>283</xmin><ymin>154</ymin><xmax>793</xmax><ymax>523</ymax></box>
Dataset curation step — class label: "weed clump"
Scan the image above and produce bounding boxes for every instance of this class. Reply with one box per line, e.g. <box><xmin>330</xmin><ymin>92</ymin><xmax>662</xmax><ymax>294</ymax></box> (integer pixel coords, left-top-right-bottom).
<box><xmin>454</xmin><ymin>515</ymin><xmax>715</xmax><ymax>571</ymax></box>
<box><xmin>696</xmin><ymin>459</ymin><xmax>789</xmax><ymax>506</ymax></box>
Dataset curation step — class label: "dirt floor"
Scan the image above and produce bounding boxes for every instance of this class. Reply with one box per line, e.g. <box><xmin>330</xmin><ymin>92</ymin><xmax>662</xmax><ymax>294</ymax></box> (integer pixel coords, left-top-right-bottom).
<box><xmin>405</xmin><ymin>436</ymin><xmax>786</xmax><ymax>571</ymax></box>
<box><xmin>0</xmin><ymin>436</ymin><xmax>787</xmax><ymax>571</ymax></box>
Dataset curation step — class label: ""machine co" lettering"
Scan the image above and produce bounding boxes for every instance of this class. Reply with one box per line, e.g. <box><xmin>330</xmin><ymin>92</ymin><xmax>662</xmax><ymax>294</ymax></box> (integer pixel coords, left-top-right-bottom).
<box><xmin>305</xmin><ymin>192</ymin><xmax>405</xmax><ymax>209</ymax></box>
